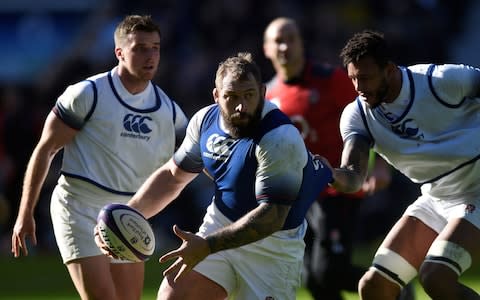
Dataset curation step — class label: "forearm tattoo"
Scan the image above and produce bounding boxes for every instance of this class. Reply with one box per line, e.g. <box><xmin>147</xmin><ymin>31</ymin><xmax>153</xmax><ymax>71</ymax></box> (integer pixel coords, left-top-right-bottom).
<box><xmin>206</xmin><ymin>203</ymin><xmax>290</xmax><ymax>253</ymax></box>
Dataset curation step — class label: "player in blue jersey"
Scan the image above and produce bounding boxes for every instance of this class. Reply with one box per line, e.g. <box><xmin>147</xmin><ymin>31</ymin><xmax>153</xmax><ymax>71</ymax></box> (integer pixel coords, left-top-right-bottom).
<box><xmin>11</xmin><ymin>15</ymin><xmax>188</xmax><ymax>300</ymax></box>
<box><xmin>96</xmin><ymin>52</ymin><xmax>333</xmax><ymax>299</ymax></box>
<box><xmin>332</xmin><ymin>30</ymin><xmax>480</xmax><ymax>299</ymax></box>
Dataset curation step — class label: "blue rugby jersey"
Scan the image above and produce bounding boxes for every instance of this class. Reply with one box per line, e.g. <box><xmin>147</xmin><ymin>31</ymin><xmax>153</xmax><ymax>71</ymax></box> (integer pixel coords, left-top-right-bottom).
<box><xmin>174</xmin><ymin>101</ymin><xmax>332</xmax><ymax>230</ymax></box>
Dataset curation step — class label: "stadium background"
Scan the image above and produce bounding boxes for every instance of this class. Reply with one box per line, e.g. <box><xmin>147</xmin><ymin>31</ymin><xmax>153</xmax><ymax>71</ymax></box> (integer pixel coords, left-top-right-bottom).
<box><xmin>0</xmin><ymin>0</ymin><xmax>479</xmax><ymax>298</ymax></box>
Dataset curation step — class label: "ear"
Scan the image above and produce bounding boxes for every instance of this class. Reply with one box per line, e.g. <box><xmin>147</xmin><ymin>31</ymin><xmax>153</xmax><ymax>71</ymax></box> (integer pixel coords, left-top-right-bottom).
<box><xmin>385</xmin><ymin>61</ymin><xmax>397</xmax><ymax>77</ymax></box>
<box><xmin>213</xmin><ymin>88</ymin><xmax>219</xmax><ymax>103</ymax></box>
<box><xmin>115</xmin><ymin>48</ymin><xmax>123</xmax><ymax>61</ymax></box>
<box><xmin>263</xmin><ymin>43</ymin><xmax>269</xmax><ymax>57</ymax></box>
<box><xmin>260</xmin><ymin>84</ymin><xmax>266</xmax><ymax>99</ymax></box>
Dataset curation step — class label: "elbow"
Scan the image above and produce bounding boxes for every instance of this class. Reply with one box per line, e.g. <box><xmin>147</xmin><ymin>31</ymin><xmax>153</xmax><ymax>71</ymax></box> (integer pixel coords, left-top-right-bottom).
<box><xmin>256</xmin><ymin>203</ymin><xmax>289</xmax><ymax>235</ymax></box>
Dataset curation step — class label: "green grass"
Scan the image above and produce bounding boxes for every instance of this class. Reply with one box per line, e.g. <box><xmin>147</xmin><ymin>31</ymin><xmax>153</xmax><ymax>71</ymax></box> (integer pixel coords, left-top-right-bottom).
<box><xmin>1</xmin><ymin>253</ymin><xmax>313</xmax><ymax>300</ymax></box>
<box><xmin>1</xmin><ymin>250</ymin><xmax>478</xmax><ymax>300</ymax></box>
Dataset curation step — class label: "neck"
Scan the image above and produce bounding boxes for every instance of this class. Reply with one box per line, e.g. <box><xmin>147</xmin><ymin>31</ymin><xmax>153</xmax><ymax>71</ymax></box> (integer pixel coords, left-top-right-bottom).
<box><xmin>276</xmin><ymin>57</ymin><xmax>305</xmax><ymax>81</ymax></box>
<box><xmin>117</xmin><ymin>67</ymin><xmax>149</xmax><ymax>95</ymax></box>
<box><xmin>385</xmin><ymin>65</ymin><xmax>403</xmax><ymax>103</ymax></box>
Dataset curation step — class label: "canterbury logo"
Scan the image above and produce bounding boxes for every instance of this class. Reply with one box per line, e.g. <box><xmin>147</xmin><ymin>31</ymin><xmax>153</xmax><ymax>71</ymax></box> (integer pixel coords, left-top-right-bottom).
<box><xmin>203</xmin><ymin>133</ymin><xmax>237</xmax><ymax>161</ymax></box>
<box><xmin>123</xmin><ymin>114</ymin><xmax>152</xmax><ymax>134</ymax></box>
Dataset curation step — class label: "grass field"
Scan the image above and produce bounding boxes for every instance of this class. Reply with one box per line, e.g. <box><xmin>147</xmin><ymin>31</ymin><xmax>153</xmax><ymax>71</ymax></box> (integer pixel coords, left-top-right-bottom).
<box><xmin>1</xmin><ymin>250</ymin><xmax>478</xmax><ymax>300</ymax></box>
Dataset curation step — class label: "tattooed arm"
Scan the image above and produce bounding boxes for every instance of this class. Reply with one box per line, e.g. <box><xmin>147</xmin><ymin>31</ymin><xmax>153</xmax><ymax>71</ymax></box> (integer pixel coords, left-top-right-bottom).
<box><xmin>159</xmin><ymin>123</ymin><xmax>305</xmax><ymax>282</ymax></box>
<box><xmin>206</xmin><ymin>202</ymin><xmax>290</xmax><ymax>253</ymax></box>
<box><xmin>330</xmin><ymin>135</ymin><xmax>371</xmax><ymax>193</ymax></box>
<box><xmin>159</xmin><ymin>202</ymin><xmax>290</xmax><ymax>282</ymax></box>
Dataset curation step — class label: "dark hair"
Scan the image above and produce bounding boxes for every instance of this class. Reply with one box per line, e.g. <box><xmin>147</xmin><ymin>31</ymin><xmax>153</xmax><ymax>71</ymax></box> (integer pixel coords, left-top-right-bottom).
<box><xmin>215</xmin><ymin>52</ymin><xmax>262</xmax><ymax>89</ymax></box>
<box><xmin>114</xmin><ymin>15</ymin><xmax>161</xmax><ymax>46</ymax></box>
<box><xmin>339</xmin><ymin>30</ymin><xmax>390</xmax><ymax>68</ymax></box>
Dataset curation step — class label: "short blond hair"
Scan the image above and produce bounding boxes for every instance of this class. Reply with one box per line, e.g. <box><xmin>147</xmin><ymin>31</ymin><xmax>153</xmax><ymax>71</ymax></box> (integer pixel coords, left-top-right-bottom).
<box><xmin>215</xmin><ymin>52</ymin><xmax>262</xmax><ymax>89</ymax></box>
<box><xmin>114</xmin><ymin>15</ymin><xmax>161</xmax><ymax>47</ymax></box>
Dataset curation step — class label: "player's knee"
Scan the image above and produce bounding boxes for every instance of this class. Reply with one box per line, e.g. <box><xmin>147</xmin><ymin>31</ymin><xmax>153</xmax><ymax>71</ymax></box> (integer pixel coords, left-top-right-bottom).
<box><xmin>419</xmin><ymin>263</ymin><xmax>464</xmax><ymax>299</ymax></box>
<box><xmin>358</xmin><ymin>269</ymin><xmax>397</xmax><ymax>299</ymax></box>
<box><xmin>157</xmin><ymin>277</ymin><xmax>179</xmax><ymax>300</ymax></box>
<box><xmin>418</xmin><ymin>262</ymin><xmax>451</xmax><ymax>296</ymax></box>
<box><xmin>419</xmin><ymin>240</ymin><xmax>472</xmax><ymax>298</ymax></box>
<box><xmin>359</xmin><ymin>248</ymin><xmax>418</xmax><ymax>299</ymax></box>
<box><xmin>157</xmin><ymin>275</ymin><xmax>201</xmax><ymax>300</ymax></box>
<box><xmin>422</xmin><ymin>240</ymin><xmax>472</xmax><ymax>278</ymax></box>
<box><xmin>358</xmin><ymin>269</ymin><xmax>375</xmax><ymax>294</ymax></box>
<box><xmin>370</xmin><ymin>248</ymin><xmax>417</xmax><ymax>288</ymax></box>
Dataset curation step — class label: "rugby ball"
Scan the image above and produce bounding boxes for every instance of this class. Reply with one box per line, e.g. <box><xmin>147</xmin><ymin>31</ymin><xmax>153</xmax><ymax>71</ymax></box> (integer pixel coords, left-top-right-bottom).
<box><xmin>97</xmin><ymin>203</ymin><xmax>155</xmax><ymax>262</ymax></box>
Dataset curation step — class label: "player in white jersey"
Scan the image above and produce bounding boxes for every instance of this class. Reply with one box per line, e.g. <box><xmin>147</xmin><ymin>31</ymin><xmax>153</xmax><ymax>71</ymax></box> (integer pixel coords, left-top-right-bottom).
<box><xmin>95</xmin><ymin>52</ymin><xmax>333</xmax><ymax>299</ymax></box>
<box><xmin>330</xmin><ymin>30</ymin><xmax>480</xmax><ymax>299</ymax></box>
<box><xmin>11</xmin><ymin>15</ymin><xmax>188</xmax><ymax>300</ymax></box>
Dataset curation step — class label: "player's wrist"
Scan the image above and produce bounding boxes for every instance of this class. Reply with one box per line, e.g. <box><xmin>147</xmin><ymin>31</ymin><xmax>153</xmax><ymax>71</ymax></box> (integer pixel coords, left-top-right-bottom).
<box><xmin>205</xmin><ymin>236</ymin><xmax>216</xmax><ymax>254</ymax></box>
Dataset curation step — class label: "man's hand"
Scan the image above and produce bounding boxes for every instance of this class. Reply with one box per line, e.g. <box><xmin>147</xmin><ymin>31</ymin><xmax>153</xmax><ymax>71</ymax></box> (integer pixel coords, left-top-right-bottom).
<box><xmin>362</xmin><ymin>155</ymin><xmax>391</xmax><ymax>194</ymax></box>
<box><xmin>11</xmin><ymin>215</ymin><xmax>37</xmax><ymax>257</ymax></box>
<box><xmin>93</xmin><ymin>225</ymin><xmax>119</xmax><ymax>259</ymax></box>
<box><xmin>159</xmin><ymin>225</ymin><xmax>211</xmax><ymax>283</ymax></box>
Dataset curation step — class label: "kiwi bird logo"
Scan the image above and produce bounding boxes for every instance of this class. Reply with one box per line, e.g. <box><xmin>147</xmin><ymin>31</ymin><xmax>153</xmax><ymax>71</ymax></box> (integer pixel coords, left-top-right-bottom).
<box><xmin>123</xmin><ymin>114</ymin><xmax>153</xmax><ymax>134</ymax></box>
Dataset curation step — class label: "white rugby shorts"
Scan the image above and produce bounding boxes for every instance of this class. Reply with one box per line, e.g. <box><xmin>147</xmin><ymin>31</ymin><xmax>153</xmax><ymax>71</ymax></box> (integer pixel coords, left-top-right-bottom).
<box><xmin>50</xmin><ymin>176</ymin><xmax>131</xmax><ymax>264</ymax></box>
<box><xmin>193</xmin><ymin>202</ymin><xmax>306</xmax><ymax>299</ymax></box>
<box><xmin>404</xmin><ymin>191</ymin><xmax>480</xmax><ymax>233</ymax></box>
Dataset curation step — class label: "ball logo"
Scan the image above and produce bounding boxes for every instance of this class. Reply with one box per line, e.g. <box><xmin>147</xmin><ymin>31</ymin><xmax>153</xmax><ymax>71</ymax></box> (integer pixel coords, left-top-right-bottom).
<box><xmin>144</xmin><ymin>236</ymin><xmax>152</xmax><ymax>245</ymax></box>
<box><xmin>123</xmin><ymin>114</ymin><xmax>153</xmax><ymax>134</ymax></box>
<box><xmin>98</xmin><ymin>204</ymin><xmax>155</xmax><ymax>262</ymax></box>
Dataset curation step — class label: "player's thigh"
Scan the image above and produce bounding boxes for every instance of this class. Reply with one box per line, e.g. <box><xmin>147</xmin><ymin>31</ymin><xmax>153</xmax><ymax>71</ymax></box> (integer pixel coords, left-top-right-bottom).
<box><xmin>437</xmin><ymin>218</ymin><xmax>480</xmax><ymax>262</ymax></box>
<box><xmin>158</xmin><ymin>270</ymin><xmax>227</xmax><ymax>300</ymax></box>
<box><xmin>379</xmin><ymin>215</ymin><xmax>437</xmax><ymax>268</ymax></box>
<box><xmin>66</xmin><ymin>255</ymin><xmax>117</xmax><ymax>297</ymax></box>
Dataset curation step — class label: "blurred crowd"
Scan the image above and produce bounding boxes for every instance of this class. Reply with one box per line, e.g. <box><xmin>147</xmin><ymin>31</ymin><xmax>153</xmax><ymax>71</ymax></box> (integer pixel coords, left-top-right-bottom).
<box><xmin>0</xmin><ymin>0</ymin><xmax>473</xmax><ymax>254</ymax></box>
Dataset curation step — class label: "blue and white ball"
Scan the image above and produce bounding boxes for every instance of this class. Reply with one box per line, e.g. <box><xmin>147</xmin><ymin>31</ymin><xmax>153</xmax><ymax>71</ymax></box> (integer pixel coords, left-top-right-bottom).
<box><xmin>97</xmin><ymin>203</ymin><xmax>155</xmax><ymax>262</ymax></box>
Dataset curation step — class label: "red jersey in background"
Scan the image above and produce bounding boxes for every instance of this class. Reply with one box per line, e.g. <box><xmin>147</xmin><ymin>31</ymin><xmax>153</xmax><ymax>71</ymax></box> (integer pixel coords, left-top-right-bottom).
<box><xmin>266</xmin><ymin>61</ymin><xmax>361</xmax><ymax>198</ymax></box>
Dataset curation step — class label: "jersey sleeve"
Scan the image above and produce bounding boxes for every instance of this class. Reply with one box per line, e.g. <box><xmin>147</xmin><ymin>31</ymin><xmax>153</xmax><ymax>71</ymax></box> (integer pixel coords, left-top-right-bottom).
<box><xmin>53</xmin><ymin>80</ymin><xmax>95</xmax><ymax>130</ymax></box>
<box><xmin>173</xmin><ymin>106</ymin><xmax>209</xmax><ymax>173</ymax></box>
<box><xmin>172</xmin><ymin>101</ymin><xmax>189</xmax><ymax>146</ymax></box>
<box><xmin>339</xmin><ymin>101</ymin><xmax>372</xmax><ymax>144</ymax></box>
<box><xmin>254</xmin><ymin>124</ymin><xmax>308</xmax><ymax>204</ymax></box>
<box><xmin>432</xmin><ymin>64</ymin><xmax>480</xmax><ymax>104</ymax></box>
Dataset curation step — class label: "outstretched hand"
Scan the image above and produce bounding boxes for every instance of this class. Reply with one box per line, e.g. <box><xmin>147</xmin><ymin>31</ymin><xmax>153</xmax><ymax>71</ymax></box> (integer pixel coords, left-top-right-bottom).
<box><xmin>159</xmin><ymin>225</ymin><xmax>211</xmax><ymax>283</ymax></box>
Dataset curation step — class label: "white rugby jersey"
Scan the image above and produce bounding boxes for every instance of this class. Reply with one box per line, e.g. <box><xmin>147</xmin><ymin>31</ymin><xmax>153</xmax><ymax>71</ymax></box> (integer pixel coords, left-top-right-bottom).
<box><xmin>54</xmin><ymin>67</ymin><xmax>188</xmax><ymax>194</ymax></box>
<box><xmin>340</xmin><ymin>64</ymin><xmax>480</xmax><ymax>198</ymax></box>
